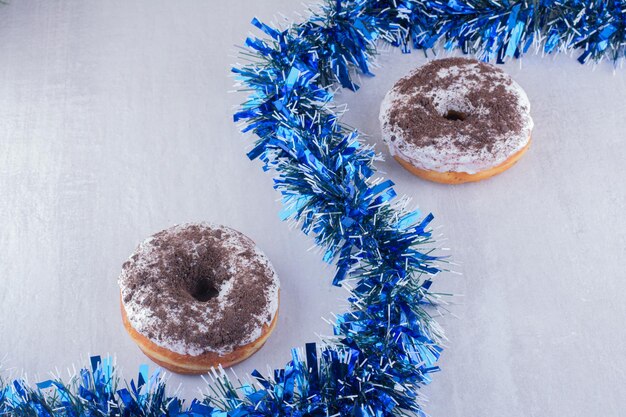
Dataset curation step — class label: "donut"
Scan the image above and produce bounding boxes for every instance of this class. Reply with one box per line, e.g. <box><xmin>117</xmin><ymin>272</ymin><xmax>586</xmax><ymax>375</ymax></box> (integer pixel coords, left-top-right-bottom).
<box><xmin>118</xmin><ymin>223</ymin><xmax>280</xmax><ymax>374</ymax></box>
<box><xmin>379</xmin><ymin>57</ymin><xmax>534</xmax><ymax>184</ymax></box>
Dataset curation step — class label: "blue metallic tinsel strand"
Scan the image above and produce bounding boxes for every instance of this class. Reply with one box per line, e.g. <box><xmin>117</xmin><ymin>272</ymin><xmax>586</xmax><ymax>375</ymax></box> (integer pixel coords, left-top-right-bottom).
<box><xmin>1</xmin><ymin>1</ymin><xmax>625</xmax><ymax>416</ymax></box>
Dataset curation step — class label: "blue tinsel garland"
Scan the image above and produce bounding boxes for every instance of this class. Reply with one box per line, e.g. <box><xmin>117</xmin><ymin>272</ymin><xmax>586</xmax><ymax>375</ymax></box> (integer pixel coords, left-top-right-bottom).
<box><xmin>2</xmin><ymin>1</ymin><xmax>625</xmax><ymax>416</ymax></box>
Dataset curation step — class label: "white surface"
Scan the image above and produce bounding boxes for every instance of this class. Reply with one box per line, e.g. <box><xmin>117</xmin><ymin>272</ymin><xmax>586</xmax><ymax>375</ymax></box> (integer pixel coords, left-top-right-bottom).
<box><xmin>0</xmin><ymin>1</ymin><xmax>625</xmax><ymax>416</ymax></box>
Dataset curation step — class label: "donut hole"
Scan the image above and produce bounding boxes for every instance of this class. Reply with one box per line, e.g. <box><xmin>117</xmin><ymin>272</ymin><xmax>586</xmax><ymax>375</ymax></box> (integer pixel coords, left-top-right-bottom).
<box><xmin>443</xmin><ymin>109</ymin><xmax>468</xmax><ymax>121</ymax></box>
<box><xmin>190</xmin><ymin>277</ymin><xmax>219</xmax><ymax>302</ymax></box>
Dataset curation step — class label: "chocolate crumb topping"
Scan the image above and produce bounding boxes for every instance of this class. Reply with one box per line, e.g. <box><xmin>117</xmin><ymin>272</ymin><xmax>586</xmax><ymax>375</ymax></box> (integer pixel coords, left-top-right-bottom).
<box><xmin>379</xmin><ymin>57</ymin><xmax>533</xmax><ymax>174</ymax></box>
<box><xmin>387</xmin><ymin>58</ymin><xmax>523</xmax><ymax>153</ymax></box>
<box><xmin>119</xmin><ymin>223</ymin><xmax>279</xmax><ymax>356</ymax></box>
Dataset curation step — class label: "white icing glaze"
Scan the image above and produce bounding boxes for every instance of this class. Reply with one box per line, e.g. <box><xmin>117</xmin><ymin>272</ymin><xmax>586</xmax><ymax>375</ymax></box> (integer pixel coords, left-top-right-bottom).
<box><xmin>379</xmin><ymin>59</ymin><xmax>534</xmax><ymax>174</ymax></box>
<box><xmin>118</xmin><ymin>223</ymin><xmax>280</xmax><ymax>356</ymax></box>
